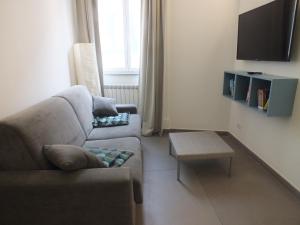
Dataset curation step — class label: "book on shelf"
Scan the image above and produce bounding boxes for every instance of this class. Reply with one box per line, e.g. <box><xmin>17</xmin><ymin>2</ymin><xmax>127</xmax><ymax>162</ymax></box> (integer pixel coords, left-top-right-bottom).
<box><xmin>229</xmin><ymin>79</ymin><xmax>235</xmax><ymax>97</ymax></box>
<box><xmin>257</xmin><ymin>88</ymin><xmax>269</xmax><ymax>111</ymax></box>
<box><xmin>263</xmin><ymin>99</ymin><xmax>269</xmax><ymax>111</ymax></box>
<box><xmin>246</xmin><ymin>83</ymin><xmax>251</xmax><ymax>104</ymax></box>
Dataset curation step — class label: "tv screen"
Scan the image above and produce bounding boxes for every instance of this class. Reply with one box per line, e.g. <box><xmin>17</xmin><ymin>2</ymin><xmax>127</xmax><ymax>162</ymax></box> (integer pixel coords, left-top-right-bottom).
<box><xmin>237</xmin><ymin>0</ymin><xmax>299</xmax><ymax>61</ymax></box>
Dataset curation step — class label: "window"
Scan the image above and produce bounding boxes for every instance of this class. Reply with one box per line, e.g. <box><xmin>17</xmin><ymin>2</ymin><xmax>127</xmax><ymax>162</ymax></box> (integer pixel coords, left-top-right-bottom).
<box><xmin>98</xmin><ymin>0</ymin><xmax>141</xmax><ymax>75</ymax></box>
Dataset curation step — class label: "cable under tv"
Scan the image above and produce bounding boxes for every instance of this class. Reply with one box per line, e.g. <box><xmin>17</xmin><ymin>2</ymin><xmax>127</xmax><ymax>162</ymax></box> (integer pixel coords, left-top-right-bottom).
<box><xmin>247</xmin><ymin>72</ymin><xmax>263</xmax><ymax>75</ymax></box>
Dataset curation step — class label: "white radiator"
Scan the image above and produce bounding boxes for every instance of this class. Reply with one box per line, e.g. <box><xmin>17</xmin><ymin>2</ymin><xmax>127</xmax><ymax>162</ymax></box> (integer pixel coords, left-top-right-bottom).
<box><xmin>104</xmin><ymin>85</ymin><xmax>139</xmax><ymax>106</ymax></box>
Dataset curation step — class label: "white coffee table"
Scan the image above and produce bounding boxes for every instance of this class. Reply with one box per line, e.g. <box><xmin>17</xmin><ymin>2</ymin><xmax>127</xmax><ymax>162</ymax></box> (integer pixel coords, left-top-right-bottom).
<box><xmin>169</xmin><ymin>131</ymin><xmax>235</xmax><ymax>181</ymax></box>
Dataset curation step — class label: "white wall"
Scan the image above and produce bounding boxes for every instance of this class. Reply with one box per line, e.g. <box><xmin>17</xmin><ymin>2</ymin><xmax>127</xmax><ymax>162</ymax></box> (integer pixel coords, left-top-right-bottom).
<box><xmin>230</xmin><ymin>0</ymin><xmax>300</xmax><ymax>191</ymax></box>
<box><xmin>0</xmin><ymin>0</ymin><xmax>77</xmax><ymax>119</ymax></box>
<box><xmin>163</xmin><ymin>0</ymin><xmax>239</xmax><ymax>131</ymax></box>
<box><xmin>164</xmin><ymin>0</ymin><xmax>300</xmax><ymax>191</ymax></box>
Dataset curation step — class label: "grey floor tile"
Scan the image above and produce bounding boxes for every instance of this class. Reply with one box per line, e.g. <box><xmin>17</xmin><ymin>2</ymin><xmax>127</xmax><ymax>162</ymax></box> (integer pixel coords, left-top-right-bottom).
<box><xmin>137</xmin><ymin>168</ymin><xmax>222</xmax><ymax>225</ymax></box>
<box><xmin>137</xmin><ymin>134</ymin><xmax>300</xmax><ymax>225</ymax></box>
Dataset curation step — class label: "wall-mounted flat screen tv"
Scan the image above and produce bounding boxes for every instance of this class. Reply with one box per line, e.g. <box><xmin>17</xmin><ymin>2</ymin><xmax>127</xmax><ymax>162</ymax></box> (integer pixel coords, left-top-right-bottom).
<box><xmin>237</xmin><ymin>0</ymin><xmax>299</xmax><ymax>61</ymax></box>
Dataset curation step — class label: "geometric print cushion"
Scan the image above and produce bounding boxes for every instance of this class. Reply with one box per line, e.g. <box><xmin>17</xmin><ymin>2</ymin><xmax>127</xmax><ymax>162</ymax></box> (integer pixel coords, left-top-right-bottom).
<box><xmin>93</xmin><ymin>113</ymin><xmax>130</xmax><ymax>128</ymax></box>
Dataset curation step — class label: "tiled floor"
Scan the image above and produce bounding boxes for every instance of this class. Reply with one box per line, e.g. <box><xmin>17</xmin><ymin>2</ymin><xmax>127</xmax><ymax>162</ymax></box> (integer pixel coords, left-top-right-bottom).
<box><xmin>136</xmin><ymin>133</ymin><xmax>300</xmax><ymax>225</ymax></box>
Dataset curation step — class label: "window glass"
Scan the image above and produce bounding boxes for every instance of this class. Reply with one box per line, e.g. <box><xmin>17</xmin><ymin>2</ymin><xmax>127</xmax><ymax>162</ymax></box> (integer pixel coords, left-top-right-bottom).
<box><xmin>99</xmin><ymin>0</ymin><xmax>126</xmax><ymax>70</ymax></box>
<box><xmin>128</xmin><ymin>0</ymin><xmax>141</xmax><ymax>70</ymax></box>
<box><xmin>98</xmin><ymin>0</ymin><xmax>141</xmax><ymax>74</ymax></box>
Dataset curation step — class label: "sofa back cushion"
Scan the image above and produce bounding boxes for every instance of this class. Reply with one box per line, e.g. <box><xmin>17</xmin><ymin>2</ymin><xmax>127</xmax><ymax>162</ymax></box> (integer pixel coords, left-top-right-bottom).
<box><xmin>55</xmin><ymin>85</ymin><xmax>94</xmax><ymax>137</ymax></box>
<box><xmin>0</xmin><ymin>97</ymin><xmax>86</xmax><ymax>170</ymax></box>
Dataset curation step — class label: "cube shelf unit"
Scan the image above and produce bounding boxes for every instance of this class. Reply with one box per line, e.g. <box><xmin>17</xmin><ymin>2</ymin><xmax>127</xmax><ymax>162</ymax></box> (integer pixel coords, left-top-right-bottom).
<box><xmin>223</xmin><ymin>71</ymin><xmax>298</xmax><ymax>117</ymax></box>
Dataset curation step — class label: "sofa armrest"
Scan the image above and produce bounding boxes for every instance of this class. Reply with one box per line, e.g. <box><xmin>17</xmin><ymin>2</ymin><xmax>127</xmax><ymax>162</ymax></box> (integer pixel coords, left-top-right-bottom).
<box><xmin>0</xmin><ymin>168</ymin><xmax>135</xmax><ymax>225</ymax></box>
<box><xmin>116</xmin><ymin>104</ymin><xmax>138</xmax><ymax>114</ymax></box>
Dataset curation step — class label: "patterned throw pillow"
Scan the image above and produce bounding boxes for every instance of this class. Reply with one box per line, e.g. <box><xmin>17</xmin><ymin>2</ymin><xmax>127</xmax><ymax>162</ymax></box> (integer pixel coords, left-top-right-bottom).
<box><xmin>85</xmin><ymin>147</ymin><xmax>134</xmax><ymax>168</ymax></box>
<box><xmin>93</xmin><ymin>113</ymin><xmax>130</xmax><ymax>128</ymax></box>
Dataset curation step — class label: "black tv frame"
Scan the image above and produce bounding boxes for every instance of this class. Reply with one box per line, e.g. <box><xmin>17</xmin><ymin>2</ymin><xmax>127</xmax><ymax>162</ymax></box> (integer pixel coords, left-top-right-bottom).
<box><xmin>237</xmin><ymin>0</ymin><xmax>299</xmax><ymax>62</ymax></box>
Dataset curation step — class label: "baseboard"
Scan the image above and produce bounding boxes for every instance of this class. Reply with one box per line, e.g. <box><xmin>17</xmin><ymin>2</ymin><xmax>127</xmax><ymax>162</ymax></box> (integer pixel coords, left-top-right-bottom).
<box><xmin>163</xmin><ymin>129</ymin><xmax>228</xmax><ymax>135</ymax></box>
<box><xmin>163</xmin><ymin>129</ymin><xmax>300</xmax><ymax>198</ymax></box>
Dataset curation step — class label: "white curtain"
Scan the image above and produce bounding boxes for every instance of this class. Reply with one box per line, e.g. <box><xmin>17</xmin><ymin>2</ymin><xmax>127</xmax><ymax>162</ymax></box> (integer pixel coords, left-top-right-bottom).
<box><xmin>75</xmin><ymin>0</ymin><xmax>104</xmax><ymax>96</ymax></box>
<box><xmin>139</xmin><ymin>0</ymin><xmax>165</xmax><ymax>136</ymax></box>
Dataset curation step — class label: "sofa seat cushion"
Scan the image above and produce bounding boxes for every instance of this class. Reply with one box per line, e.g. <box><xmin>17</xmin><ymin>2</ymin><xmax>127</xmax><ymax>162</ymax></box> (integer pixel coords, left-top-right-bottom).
<box><xmin>83</xmin><ymin>137</ymin><xmax>143</xmax><ymax>204</ymax></box>
<box><xmin>88</xmin><ymin>114</ymin><xmax>141</xmax><ymax>140</ymax></box>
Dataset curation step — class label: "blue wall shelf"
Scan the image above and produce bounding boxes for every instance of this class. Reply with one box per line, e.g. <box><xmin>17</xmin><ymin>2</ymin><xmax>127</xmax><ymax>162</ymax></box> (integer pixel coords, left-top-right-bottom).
<box><xmin>223</xmin><ymin>71</ymin><xmax>298</xmax><ymax>117</ymax></box>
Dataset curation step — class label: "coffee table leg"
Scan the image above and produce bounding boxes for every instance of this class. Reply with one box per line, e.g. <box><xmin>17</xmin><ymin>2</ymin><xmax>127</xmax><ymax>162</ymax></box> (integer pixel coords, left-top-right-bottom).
<box><xmin>177</xmin><ymin>160</ymin><xmax>181</xmax><ymax>181</ymax></box>
<box><xmin>169</xmin><ymin>140</ymin><xmax>172</xmax><ymax>156</ymax></box>
<box><xmin>228</xmin><ymin>157</ymin><xmax>233</xmax><ymax>177</ymax></box>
